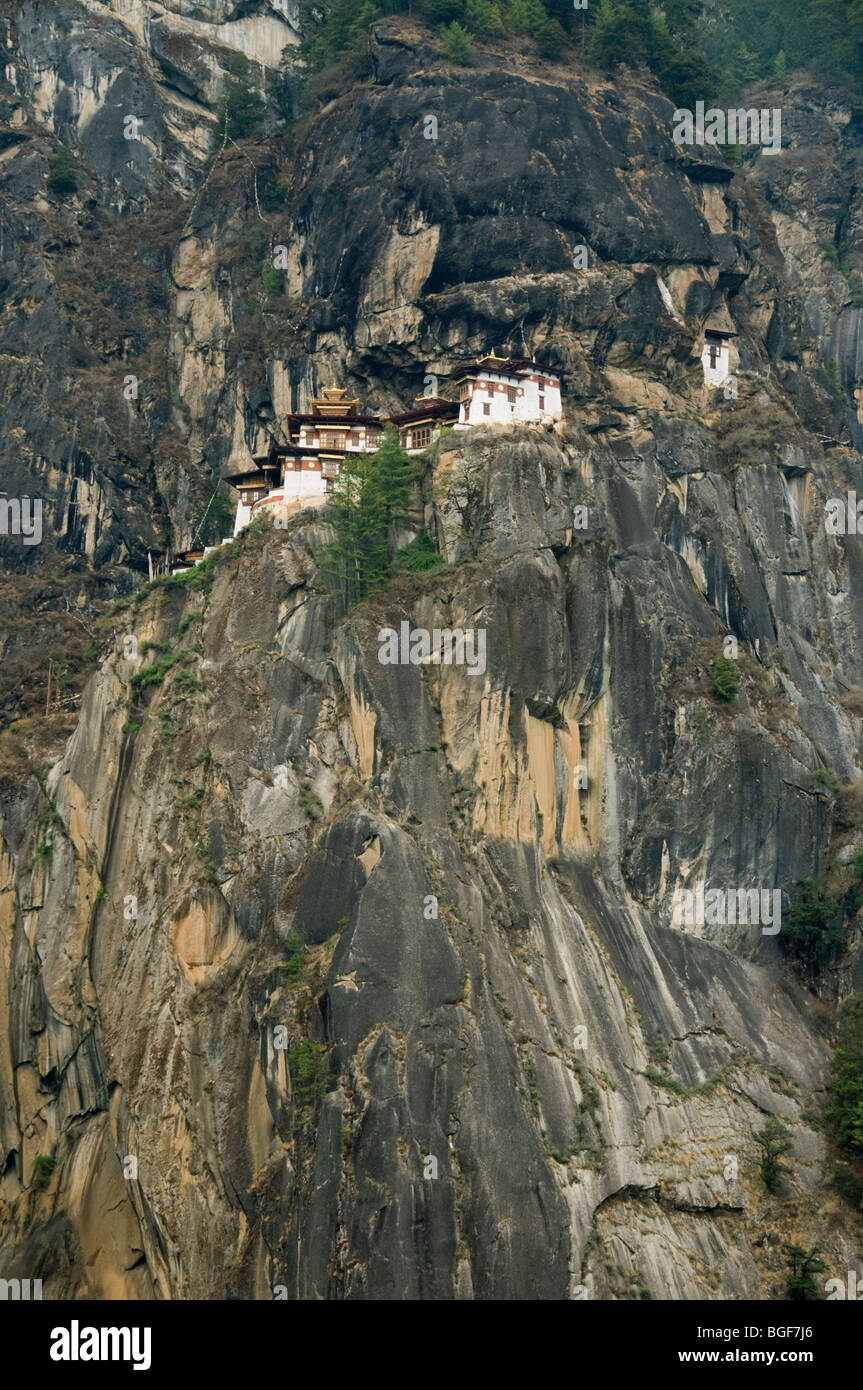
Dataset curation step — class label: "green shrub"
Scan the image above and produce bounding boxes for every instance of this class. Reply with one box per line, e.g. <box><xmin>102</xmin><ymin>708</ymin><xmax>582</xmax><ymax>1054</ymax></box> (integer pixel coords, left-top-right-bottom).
<box><xmin>263</xmin><ymin>264</ymin><xmax>283</xmax><ymax>298</ymax></box>
<box><xmin>287</xmin><ymin>1039</ymin><xmax>331</xmax><ymax>1109</ymax></box>
<box><xmin>31</xmin><ymin>1152</ymin><xmax>56</xmax><ymax>1190</ymax></box>
<box><xmin>297</xmin><ymin>781</ymin><xmax>323</xmax><ymax>819</ymax></box>
<box><xmin>261</xmin><ymin>177</ymin><xmax>289</xmax><ymax>211</ymax></box>
<box><xmin>177</xmin><ymin>608</ymin><xmax>206</xmax><ymax>637</ymax></box>
<box><xmin>130</xmin><ymin>654</ymin><xmax>179</xmax><ymax>696</ymax></box>
<box><xmin>195</xmin><ymin>840</ymin><xmax>219</xmax><ymax>885</ymax></box>
<box><xmin>781</xmin><ymin>877</ymin><xmax>848</xmax><ymax>981</ymax></box>
<box><xmin>826</xmin><ymin>994</ymin><xmax>863</xmax><ymax>1157</ymax></box>
<box><xmin>174</xmin><ymin>668</ymin><xmax>205</xmax><ymax>692</ymax></box>
<box><xmin>135</xmin><ymin>554</ymin><xmax>220</xmax><ymax>606</ymax></box>
<box><xmin>643</xmin><ymin>1067</ymin><xmax>687</xmax><ymax>1096</ymax></box>
<box><xmin>831</xmin><ymin>1161</ymin><xmax>863</xmax><ymax>1206</ymax></box>
<box><xmin>28</xmin><ymin>840</ymin><xmax>53</xmax><ymax>870</ymax></box>
<box><xmin>810</xmin><ymin>767</ymin><xmax>839</xmax><ymax>791</ymax></box>
<box><xmin>395</xmin><ymin>532</ymin><xmax>444</xmax><ymax>572</ymax></box>
<box><xmin>281</xmin><ymin>927</ymin><xmax>304</xmax><ymax>982</ymax></box>
<box><xmin>710</xmin><ymin>654</ymin><xmax>739</xmax><ymax>703</ymax></box>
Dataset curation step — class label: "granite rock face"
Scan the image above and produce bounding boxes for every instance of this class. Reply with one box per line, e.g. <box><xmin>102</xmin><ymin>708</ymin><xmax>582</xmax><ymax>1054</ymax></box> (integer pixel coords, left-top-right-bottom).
<box><xmin>1</xmin><ymin>12</ymin><xmax>863</xmax><ymax>1299</ymax></box>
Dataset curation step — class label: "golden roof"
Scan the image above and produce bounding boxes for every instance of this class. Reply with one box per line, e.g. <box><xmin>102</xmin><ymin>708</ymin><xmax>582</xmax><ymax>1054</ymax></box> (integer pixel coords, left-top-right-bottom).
<box><xmin>309</xmin><ymin>382</ymin><xmax>360</xmax><ymax>417</ymax></box>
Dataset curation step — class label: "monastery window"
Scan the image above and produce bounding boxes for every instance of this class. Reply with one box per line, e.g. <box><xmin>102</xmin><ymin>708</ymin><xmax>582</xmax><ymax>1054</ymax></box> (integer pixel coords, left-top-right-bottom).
<box><xmin>708</xmin><ymin>343</ymin><xmax>719</xmax><ymax>368</ymax></box>
<box><xmin>483</xmin><ymin>402</ymin><xmax>490</xmax><ymax>416</ymax></box>
<box><xmin>539</xmin><ymin>395</ymin><xmax>545</xmax><ymax>409</ymax></box>
<box><xmin>414</xmin><ymin>426</ymin><xmax>432</xmax><ymax>448</ymax></box>
<box><xmin>507</xmin><ymin>387</ymin><xmax>517</xmax><ymax>403</ymax></box>
<box><xmin>487</xmin><ymin>384</ymin><xmax>494</xmax><ymax>397</ymax></box>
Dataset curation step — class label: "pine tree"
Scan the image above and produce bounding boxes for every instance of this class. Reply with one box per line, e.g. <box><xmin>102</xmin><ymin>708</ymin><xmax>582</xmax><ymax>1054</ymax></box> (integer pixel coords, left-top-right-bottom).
<box><xmin>464</xmin><ymin>0</ymin><xmax>504</xmax><ymax>34</ymax></box>
<box><xmin>47</xmin><ymin>143</ymin><xmax>80</xmax><ymax>198</ymax></box>
<box><xmin>320</xmin><ymin>427</ymin><xmax>416</xmax><ymax>608</ymax></box>
<box><xmin>536</xmin><ymin>15</ymin><xmax>568</xmax><ymax>58</ymax></box>
<box><xmin>368</xmin><ymin>423</ymin><xmax>415</xmax><ymax>532</ymax></box>
<box><xmin>440</xmin><ymin>19</ymin><xmax>475</xmax><ymax>63</ymax></box>
<box><xmin>321</xmin><ymin>457</ymin><xmax>388</xmax><ymax>609</ymax></box>
<box><xmin>506</xmin><ymin>0</ymin><xmax>531</xmax><ymax>34</ymax></box>
<box><xmin>784</xmin><ymin>1245</ymin><xmax>826</xmax><ymax>1301</ymax></box>
<box><xmin>218</xmin><ymin>54</ymin><xmax>267</xmax><ymax>140</ymax></box>
<box><xmin>826</xmin><ymin>994</ymin><xmax>863</xmax><ymax>1156</ymax></box>
<box><xmin>710</xmin><ymin>654</ymin><xmax>740</xmax><ymax>703</ymax></box>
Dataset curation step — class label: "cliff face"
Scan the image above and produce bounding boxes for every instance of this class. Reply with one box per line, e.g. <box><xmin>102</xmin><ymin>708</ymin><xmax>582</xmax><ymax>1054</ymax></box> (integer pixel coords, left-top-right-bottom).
<box><xmin>1</xmin><ymin>8</ymin><xmax>863</xmax><ymax>1299</ymax></box>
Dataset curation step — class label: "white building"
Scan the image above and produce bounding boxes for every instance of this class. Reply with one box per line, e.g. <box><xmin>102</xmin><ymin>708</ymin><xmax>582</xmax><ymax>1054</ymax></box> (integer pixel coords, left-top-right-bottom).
<box><xmin>701</xmin><ymin>313</ymin><xmax>738</xmax><ymax>388</ymax></box>
<box><xmin>450</xmin><ymin>351</ymin><xmax>563</xmax><ymax>429</ymax></box>
<box><xmin>225</xmin><ymin>357</ymin><xmax>566</xmax><ymax>538</ymax></box>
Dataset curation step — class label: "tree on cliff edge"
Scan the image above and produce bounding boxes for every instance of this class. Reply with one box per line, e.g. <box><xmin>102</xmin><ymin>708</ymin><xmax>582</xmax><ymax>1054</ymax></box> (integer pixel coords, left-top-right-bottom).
<box><xmin>217</xmin><ymin>55</ymin><xmax>267</xmax><ymax>141</ymax></box>
<box><xmin>321</xmin><ymin>426</ymin><xmax>416</xmax><ymax>608</ymax></box>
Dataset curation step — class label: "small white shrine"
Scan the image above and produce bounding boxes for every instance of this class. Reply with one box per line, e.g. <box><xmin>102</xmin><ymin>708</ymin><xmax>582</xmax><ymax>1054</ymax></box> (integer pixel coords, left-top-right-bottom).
<box><xmin>701</xmin><ymin>312</ymin><xmax>737</xmax><ymax>388</ymax></box>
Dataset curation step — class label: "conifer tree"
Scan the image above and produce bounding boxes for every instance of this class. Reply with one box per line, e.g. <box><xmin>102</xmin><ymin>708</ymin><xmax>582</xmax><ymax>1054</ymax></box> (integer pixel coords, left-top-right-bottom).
<box><xmin>439</xmin><ymin>19</ymin><xmax>475</xmax><ymax>62</ymax></box>
<box><xmin>218</xmin><ymin>54</ymin><xmax>267</xmax><ymax>140</ymax></box>
<box><xmin>47</xmin><ymin>143</ymin><xmax>80</xmax><ymax>198</ymax></box>
<box><xmin>320</xmin><ymin>426</ymin><xmax>416</xmax><ymax>608</ymax></box>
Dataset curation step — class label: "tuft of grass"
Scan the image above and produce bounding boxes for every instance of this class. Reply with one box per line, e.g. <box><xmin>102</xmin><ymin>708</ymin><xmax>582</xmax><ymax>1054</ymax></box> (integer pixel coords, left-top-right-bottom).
<box><xmin>643</xmin><ymin>1066</ymin><xmax>687</xmax><ymax>1096</ymax></box>
<box><xmin>195</xmin><ymin>840</ymin><xmax>219</xmax><ymax>885</ymax></box>
<box><xmin>134</xmin><ymin>555</ymin><xmax>220</xmax><ymax>606</ymax></box>
<box><xmin>177</xmin><ymin>608</ymin><xmax>206</xmax><ymax>637</ymax></box>
<box><xmin>130</xmin><ymin>654</ymin><xmax>178</xmax><ymax>696</ymax></box>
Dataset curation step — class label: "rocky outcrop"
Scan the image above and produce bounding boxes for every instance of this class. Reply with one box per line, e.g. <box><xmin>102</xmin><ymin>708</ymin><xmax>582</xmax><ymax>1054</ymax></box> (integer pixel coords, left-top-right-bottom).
<box><xmin>1</xmin><ymin>403</ymin><xmax>863</xmax><ymax>1296</ymax></box>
